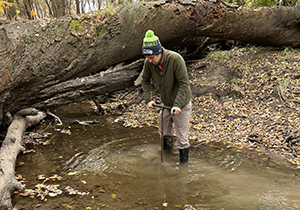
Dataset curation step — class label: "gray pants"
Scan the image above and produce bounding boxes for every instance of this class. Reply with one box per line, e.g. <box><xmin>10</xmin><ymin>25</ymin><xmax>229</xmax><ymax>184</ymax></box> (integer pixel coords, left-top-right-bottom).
<box><xmin>158</xmin><ymin>101</ymin><xmax>192</xmax><ymax>149</ymax></box>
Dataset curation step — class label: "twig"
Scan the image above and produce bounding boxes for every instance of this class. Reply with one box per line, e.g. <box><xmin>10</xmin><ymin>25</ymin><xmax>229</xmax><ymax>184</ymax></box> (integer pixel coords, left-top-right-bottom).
<box><xmin>46</xmin><ymin>110</ymin><xmax>63</xmax><ymax>126</ymax></box>
<box><xmin>44</xmin><ymin>121</ymin><xmax>53</xmax><ymax>130</ymax></box>
<box><xmin>291</xmin><ymin>145</ymin><xmax>298</xmax><ymax>157</ymax></box>
<box><xmin>120</xmin><ymin>88</ymin><xmax>135</xmax><ymax>100</ymax></box>
<box><xmin>70</xmin><ymin>119</ymin><xmax>101</xmax><ymax>125</ymax></box>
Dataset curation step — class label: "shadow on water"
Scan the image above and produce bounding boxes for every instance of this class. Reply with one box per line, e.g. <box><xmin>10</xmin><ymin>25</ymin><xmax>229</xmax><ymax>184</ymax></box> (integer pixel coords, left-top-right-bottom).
<box><xmin>12</xmin><ymin>103</ymin><xmax>300</xmax><ymax>210</ymax></box>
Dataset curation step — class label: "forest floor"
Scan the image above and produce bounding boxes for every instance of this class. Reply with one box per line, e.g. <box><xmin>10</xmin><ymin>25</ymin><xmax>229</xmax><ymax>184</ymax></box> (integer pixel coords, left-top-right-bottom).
<box><xmin>99</xmin><ymin>45</ymin><xmax>300</xmax><ymax>170</ymax></box>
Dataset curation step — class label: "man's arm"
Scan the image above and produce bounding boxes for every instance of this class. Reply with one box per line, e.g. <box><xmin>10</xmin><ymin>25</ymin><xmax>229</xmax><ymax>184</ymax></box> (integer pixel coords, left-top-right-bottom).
<box><xmin>141</xmin><ymin>61</ymin><xmax>153</xmax><ymax>105</ymax></box>
<box><xmin>173</xmin><ymin>55</ymin><xmax>190</xmax><ymax>108</ymax></box>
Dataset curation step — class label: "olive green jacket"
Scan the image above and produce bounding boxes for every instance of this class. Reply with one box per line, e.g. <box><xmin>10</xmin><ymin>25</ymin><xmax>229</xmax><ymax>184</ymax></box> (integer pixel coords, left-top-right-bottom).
<box><xmin>142</xmin><ymin>49</ymin><xmax>192</xmax><ymax>109</ymax></box>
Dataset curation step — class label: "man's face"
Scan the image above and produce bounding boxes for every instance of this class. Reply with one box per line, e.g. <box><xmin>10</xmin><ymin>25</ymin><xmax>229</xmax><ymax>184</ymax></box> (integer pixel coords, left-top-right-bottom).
<box><xmin>145</xmin><ymin>54</ymin><xmax>162</xmax><ymax>65</ymax></box>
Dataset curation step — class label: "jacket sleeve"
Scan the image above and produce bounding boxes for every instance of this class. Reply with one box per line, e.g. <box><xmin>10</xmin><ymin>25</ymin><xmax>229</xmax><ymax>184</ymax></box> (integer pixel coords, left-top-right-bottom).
<box><xmin>173</xmin><ymin>55</ymin><xmax>190</xmax><ymax>108</ymax></box>
<box><xmin>141</xmin><ymin>60</ymin><xmax>152</xmax><ymax>104</ymax></box>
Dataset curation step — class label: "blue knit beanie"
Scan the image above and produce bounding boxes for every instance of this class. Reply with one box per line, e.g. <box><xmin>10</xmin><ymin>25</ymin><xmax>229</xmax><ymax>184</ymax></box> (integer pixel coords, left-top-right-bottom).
<box><xmin>142</xmin><ymin>30</ymin><xmax>162</xmax><ymax>56</ymax></box>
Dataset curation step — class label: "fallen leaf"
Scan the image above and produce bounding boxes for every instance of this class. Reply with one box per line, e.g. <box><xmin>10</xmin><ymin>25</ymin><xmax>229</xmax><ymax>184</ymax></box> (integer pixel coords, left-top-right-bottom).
<box><xmin>67</xmin><ymin>171</ymin><xmax>78</xmax><ymax>176</ymax></box>
<box><xmin>48</xmin><ymin>192</ymin><xmax>57</xmax><ymax>197</ymax></box>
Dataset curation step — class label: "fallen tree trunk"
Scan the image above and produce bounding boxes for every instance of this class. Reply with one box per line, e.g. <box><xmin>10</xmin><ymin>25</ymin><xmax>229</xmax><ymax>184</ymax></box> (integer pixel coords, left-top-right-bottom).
<box><xmin>0</xmin><ymin>108</ymin><xmax>46</xmax><ymax>210</ymax></box>
<box><xmin>1</xmin><ymin>0</ymin><xmax>300</xmax><ymax>122</ymax></box>
<box><xmin>32</xmin><ymin>60</ymin><xmax>143</xmax><ymax>108</ymax></box>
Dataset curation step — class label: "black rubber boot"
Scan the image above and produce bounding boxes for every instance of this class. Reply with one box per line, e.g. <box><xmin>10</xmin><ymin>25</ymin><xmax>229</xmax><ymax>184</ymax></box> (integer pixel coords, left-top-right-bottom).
<box><xmin>179</xmin><ymin>147</ymin><xmax>189</xmax><ymax>163</ymax></box>
<box><xmin>163</xmin><ymin>136</ymin><xmax>173</xmax><ymax>151</ymax></box>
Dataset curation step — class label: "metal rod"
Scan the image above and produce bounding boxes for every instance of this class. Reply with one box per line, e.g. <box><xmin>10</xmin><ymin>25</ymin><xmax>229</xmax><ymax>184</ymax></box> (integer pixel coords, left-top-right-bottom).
<box><xmin>153</xmin><ymin>104</ymin><xmax>171</xmax><ymax>110</ymax></box>
<box><xmin>153</xmin><ymin>104</ymin><xmax>171</xmax><ymax>163</ymax></box>
<box><xmin>161</xmin><ymin>109</ymin><xmax>164</xmax><ymax>163</ymax></box>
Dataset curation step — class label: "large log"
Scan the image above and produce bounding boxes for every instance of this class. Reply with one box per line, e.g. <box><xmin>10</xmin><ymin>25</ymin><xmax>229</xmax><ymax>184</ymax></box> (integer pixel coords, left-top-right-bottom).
<box><xmin>33</xmin><ymin>60</ymin><xmax>143</xmax><ymax>108</ymax></box>
<box><xmin>0</xmin><ymin>108</ymin><xmax>46</xmax><ymax>210</ymax></box>
<box><xmin>1</xmin><ymin>0</ymin><xmax>300</xmax><ymax>121</ymax></box>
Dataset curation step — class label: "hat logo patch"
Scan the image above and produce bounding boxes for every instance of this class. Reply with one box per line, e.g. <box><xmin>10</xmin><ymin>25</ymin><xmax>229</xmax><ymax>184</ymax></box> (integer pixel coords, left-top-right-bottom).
<box><xmin>143</xmin><ymin>49</ymin><xmax>153</xmax><ymax>55</ymax></box>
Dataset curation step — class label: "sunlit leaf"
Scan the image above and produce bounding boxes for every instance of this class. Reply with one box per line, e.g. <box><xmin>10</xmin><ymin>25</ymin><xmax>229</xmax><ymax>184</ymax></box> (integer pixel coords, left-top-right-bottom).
<box><xmin>38</xmin><ymin>174</ymin><xmax>46</xmax><ymax>180</ymax></box>
<box><xmin>111</xmin><ymin>193</ymin><xmax>116</xmax><ymax>198</ymax></box>
<box><xmin>67</xmin><ymin>171</ymin><xmax>78</xmax><ymax>176</ymax></box>
<box><xmin>48</xmin><ymin>192</ymin><xmax>57</xmax><ymax>197</ymax></box>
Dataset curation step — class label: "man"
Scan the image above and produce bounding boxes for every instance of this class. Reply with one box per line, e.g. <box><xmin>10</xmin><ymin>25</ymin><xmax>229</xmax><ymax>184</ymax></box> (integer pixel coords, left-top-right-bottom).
<box><xmin>141</xmin><ymin>30</ymin><xmax>192</xmax><ymax>163</ymax></box>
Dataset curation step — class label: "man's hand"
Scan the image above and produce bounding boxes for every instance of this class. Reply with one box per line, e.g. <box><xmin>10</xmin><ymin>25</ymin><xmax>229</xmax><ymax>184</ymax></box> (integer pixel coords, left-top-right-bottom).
<box><xmin>171</xmin><ymin>107</ymin><xmax>181</xmax><ymax>115</ymax></box>
<box><xmin>147</xmin><ymin>101</ymin><xmax>155</xmax><ymax>109</ymax></box>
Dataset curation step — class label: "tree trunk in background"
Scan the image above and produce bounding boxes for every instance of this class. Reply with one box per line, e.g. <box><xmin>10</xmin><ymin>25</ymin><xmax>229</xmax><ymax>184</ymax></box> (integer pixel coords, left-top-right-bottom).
<box><xmin>44</xmin><ymin>0</ymin><xmax>53</xmax><ymax>16</ymax></box>
<box><xmin>34</xmin><ymin>0</ymin><xmax>44</xmax><ymax>18</ymax></box>
<box><xmin>98</xmin><ymin>0</ymin><xmax>101</xmax><ymax>10</ymax></box>
<box><xmin>23</xmin><ymin>0</ymin><xmax>34</xmax><ymax>20</ymax></box>
<box><xmin>76</xmin><ymin>0</ymin><xmax>80</xmax><ymax>14</ymax></box>
<box><xmin>1</xmin><ymin>0</ymin><xmax>300</xmax><ymax>126</ymax></box>
<box><xmin>50</xmin><ymin>0</ymin><xmax>66</xmax><ymax>17</ymax></box>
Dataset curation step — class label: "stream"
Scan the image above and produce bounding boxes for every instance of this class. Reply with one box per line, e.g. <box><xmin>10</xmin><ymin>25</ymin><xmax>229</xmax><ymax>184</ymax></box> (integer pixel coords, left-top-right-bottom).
<box><xmin>12</xmin><ymin>103</ymin><xmax>300</xmax><ymax>210</ymax></box>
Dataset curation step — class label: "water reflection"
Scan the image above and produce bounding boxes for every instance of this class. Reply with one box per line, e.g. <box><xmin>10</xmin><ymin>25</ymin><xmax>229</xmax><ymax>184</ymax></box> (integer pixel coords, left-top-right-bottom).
<box><xmin>12</xmin><ymin>104</ymin><xmax>300</xmax><ymax>210</ymax></box>
<box><xmin>58</xmin><ymin>137</ymin><xmax>300</xmax><ymax>209</ymax></box>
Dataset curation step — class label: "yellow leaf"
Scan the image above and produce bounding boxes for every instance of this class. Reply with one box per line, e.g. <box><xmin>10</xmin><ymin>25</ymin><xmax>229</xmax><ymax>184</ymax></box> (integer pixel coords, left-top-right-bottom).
<box><xmin>86</xmin><ymin>207</ymin><xmax>92</xmax><ymax>210</ymax></box>
<box><xmin>111</xmin><ymin>193</ymin><xmax>116</xmax><ymax>199</ymax></box>
<box><xmin>6</xmin><ymin>2</ymin><xmax>14</xmax><ymax>6</ymax></box>
<box><xmin>0</xmin><ymin>1</ymin><xmax>13</xmax><ymax>11</ymax></box>
<box><xmin>31</xmin><ymin>10</ymin><xmax>36</xmax><ymax>16</ymax></box>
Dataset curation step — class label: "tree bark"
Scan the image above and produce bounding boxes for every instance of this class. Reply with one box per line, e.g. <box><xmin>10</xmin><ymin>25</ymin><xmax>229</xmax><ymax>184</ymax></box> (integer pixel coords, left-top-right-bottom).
<box><xmin>0</xmin><ymin>108</ymin><xmax>46</xmax><ymax>210</ymax></box>
<box><xmin>1</xmin><ymin>0</ymin><xmax>300</xmax><ymax>123</ymax></box>
<box><xmin>75</xmin><ymin>0</ymin><xmax>80</xmax><ymax>14</ymax></box>
<box><xmin>33</xmin><ymin>60</ymin><xmax>143</xmax><ymax>108</ymax></box>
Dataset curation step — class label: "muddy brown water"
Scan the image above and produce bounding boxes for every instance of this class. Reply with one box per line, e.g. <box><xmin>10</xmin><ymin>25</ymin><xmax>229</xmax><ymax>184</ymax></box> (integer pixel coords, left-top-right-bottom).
<box><xmin>12</xmin><ymin>103</ymin><xmax>300</xmax><ymax>210</ymax></box>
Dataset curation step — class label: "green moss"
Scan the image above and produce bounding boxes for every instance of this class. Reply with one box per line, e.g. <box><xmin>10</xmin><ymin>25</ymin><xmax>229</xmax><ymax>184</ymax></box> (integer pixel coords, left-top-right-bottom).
<box><xmin>96</xmin><ymin>24</ymin><xmax>107</xmax><ymax>36</ymax></box>
<box><xmin>70</xmin><ymin>20</ymin><xmax>81</xmax><ymax>31</ymax></box>
<box><xmin>103</xmin><ymin>5</ymin><xmax>116</xmax><ymax>17</ymax></box>
<box><xmin>282</xmin><ymin>46</ymin><xmax>292</xmax><ymax>57</ymax></box>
